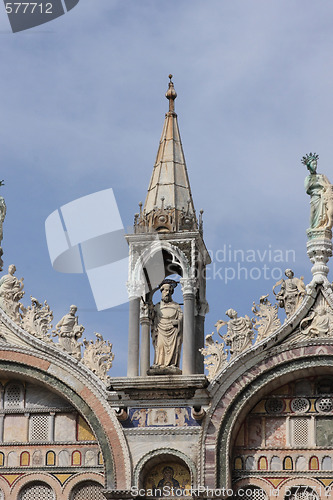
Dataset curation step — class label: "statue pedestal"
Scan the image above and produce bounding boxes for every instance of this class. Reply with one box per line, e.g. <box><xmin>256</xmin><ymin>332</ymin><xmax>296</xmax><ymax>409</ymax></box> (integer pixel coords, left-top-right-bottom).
<box><xmin>306</xmin><ymin>228</ymin><xmax>332</xmax><ymax>241</ymax></box>
<box><xmin>147</xmin><ymin>366</ymin><xmax>182</xmax><ymax>376</ymax></box>
<box><xmin>307</xmin><ymin>231</ymin><xmax>333</xmax><ymax>283</ymax></box>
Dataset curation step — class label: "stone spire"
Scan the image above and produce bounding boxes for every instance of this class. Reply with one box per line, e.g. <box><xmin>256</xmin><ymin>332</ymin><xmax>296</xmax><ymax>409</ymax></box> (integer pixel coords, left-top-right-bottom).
<box><xmin>134</xmin><ymin>75</ymin><xmax>198</xmax><ymax>234</ymax></box>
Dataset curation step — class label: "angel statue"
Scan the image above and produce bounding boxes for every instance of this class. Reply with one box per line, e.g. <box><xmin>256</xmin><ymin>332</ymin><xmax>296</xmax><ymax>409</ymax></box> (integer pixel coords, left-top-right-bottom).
<box><xmin>273</xmin><ymin>269</ymin><xmax>305</xmax><ymax>318</ymax></box>
<box><xmin>215</xmin><ymin>308</ymin><xmax>254</xmax><ymax>359</ymax></box>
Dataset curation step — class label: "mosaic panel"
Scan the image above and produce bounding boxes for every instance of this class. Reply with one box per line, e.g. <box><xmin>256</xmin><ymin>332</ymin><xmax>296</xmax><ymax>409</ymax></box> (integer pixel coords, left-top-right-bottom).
<box><xmin>144</xmin><ymin>462</ymin><xmax>191</xmax><ymax>492</ymax></box>
<box><xmin>123</xmin><ymin>407</ymin><xmax>200</xmax><ymax>427</ymax></box>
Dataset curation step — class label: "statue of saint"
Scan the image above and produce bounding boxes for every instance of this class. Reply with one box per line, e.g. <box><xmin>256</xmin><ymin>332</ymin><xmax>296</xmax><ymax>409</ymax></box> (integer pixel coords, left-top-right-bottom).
<box><xmin>216</xmin><ymin>308</ymin><xmax>253</xmax><ymax>359</ymax></box>
<box><xmin>273</xmin><ymin>269</ymin><xmax>306</xmax><ymax>318</ymax></box>
<box><xmin>302</xmin><ymin>152</ymin><xmax>333</xmax><ymax>231</ymax></box>
<box><xmin>0</xmin><ymin>264</ymin><xmax>24</xmax><ymax>321</ymax></box>
<box><xmin>151</xmin><ymin>282</ymin><xmax>183</xmax><ymax>369</ymax></box>
<box><xmin>0</xmin><ymin>195</ymin><xmax>6</xmax><ymax>245</ymax></box>
<box><xmin>53</xmin><ymin>305</ymin><xmax>84</xmax><ymax>360</ymax></box>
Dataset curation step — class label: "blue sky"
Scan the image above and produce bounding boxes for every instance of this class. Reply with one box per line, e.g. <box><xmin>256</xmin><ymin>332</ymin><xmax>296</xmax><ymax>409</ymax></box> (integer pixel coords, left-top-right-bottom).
<box><xmin>0</xmin><ymin>1</ymin><xmax>332</xmax><ymax>375</ymax></box>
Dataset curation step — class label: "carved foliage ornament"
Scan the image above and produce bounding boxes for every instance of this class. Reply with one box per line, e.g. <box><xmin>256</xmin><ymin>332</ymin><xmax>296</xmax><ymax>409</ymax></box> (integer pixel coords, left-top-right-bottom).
<box><xmin>21</xmin><ymin>296</ymin><xmax>53</xmax><ymax>342</ymax></box>
<box><xmin>81</xmin><ymin>333</ymin><xmax>115</xmax><ymax>383</ymax></box>
<box><xmin>252</xmin><ymin>294</ymin><xmax>281</xmax><ymax>343</ymax></box>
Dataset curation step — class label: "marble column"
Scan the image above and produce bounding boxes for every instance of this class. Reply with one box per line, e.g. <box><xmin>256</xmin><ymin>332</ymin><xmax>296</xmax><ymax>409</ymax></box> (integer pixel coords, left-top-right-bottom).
<box><xmin>127</xmin><ymin>282</ymin><xmax>143</xmax><ymax>377</ymax></box>
<box><xmin>181</xmin><ymin>278</ymin><xmax>196</xmax><ymax>375</ymax></box>
<box><xmin>140</xmin><ymin>303</ymin><xmax>150</xmax><ymax>376</ymax></box>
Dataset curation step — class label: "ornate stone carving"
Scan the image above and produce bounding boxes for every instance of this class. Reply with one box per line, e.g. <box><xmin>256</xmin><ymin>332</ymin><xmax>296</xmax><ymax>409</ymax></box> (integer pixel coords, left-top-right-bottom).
<box><xmin>302</xmin><ymin>153</ymin><xmax>333</xmax><ymax>232</ymax></box>
<box><xmin>21</xmin><ymin>296</ymin><xmax>53</xmax><ymax>341</ymax></box>
<box><xmin>215</xmin><ymin>309</ymin><xmax>254</xmax><ymax>359</ymax></box>
<box><xmin>52</xmin><ymin>305</ymin><xmax>84</xmax><ymax>360</ymax></box>
<box><xmin>300</xmin><ymin>306</ymin><xmax>333</xmax><ymax>338</ymax></box>
<box><xmin>199</xmin><ymin>332</ymin><xmax>227</xmax><ymax>380</ymax></box>
<box><xmin>252</xmin><ymin>294</ymin><xmax>281</xmax><ymax>343</ymax></box>
<box><xmin>0</xmin><ymin>185</ymin><xmax>6</xmax><ymax>272</ymax></box>
<box><xmin>126</xmin><ymin>280</ymin><xmax>145</xmax><ymax>300</ymax></box>
<box><xmin>150</xmin><ymin>281</ymin><xmax>183</xmax><ymax>373</ymax></box>
<box><xmin>180</xmin><ymin>277</ymin><xmax>196</xmax><ymax>296</ymax></box>
<box><xmin>81</xmin><ymin>333</ymin><xmax>114</xmax><ymax>383</ymax></box>
<box><xmin>134</xmin><ymin>199</ymin><xmax>198</xmax><ymax>234</ymax></box>
<box><xmin>0</xmin><ymin>265</ymin><xmax>24</xmax><ymax>322</ymax></box>
<box><xmin>273</xmin><ymin>269</ymin><xmax>306</xmax><ymax>318</ymax></box>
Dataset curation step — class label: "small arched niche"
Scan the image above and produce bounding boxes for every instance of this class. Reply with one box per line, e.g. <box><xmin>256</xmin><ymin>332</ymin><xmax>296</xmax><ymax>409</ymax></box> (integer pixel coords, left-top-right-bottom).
<box><xmin>139</xmin><ymin>454</ymin><xmax>192</xmax><ymax>495</ymax></box>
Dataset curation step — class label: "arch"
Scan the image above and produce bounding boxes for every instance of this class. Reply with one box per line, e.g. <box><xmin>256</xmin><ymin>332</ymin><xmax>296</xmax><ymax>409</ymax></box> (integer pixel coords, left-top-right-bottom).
<box><xmin>270</xmin><ymin>456</ymin><xmax>281</xmax><ymax>471</ymax></box>
<box><xmin>18</xmin><ymin>481</ymin><xmax>55</xmax><ymax>500</ymax></box>
<box><xmin>309</xmin><ymin>456</ymin><xmax>319</xmax><ymax>470</ymax></box>
<box><xmin>258</xmin><ymin>456</ymin><xmax>268</xmax><ymax>470</ymax></box>
<box><xmin>59</xmin><ymin>449</ymin><xmax>70</xmax><ymax>466</ymax></box>
<box><xmin>46</xmin><ymin>451</ymin><xmax>56</xmax><ymax>466</ymax></box>
<box><xmin>284</xmin><ymin>485</ymin><xmax>319</xmax><ymax>500</ymax></box>
<box><xmin>132</xmin><ymin>240</ymin><xmax>191</xmax><ymax>286</ymax></box>
<box><xmin>70</xmin><ymin>480</ymin><xmax>104</xmax><ymax>500</ymax></box>
<box><xmin>10</xmin><ymin>470</ymin><xmax>62</xmax><ymax>498</ymax></box>
<box><xmin>233</xmin><ymin>478</ymin><xmax>270</xmax><ymax>500</ymax></box>
<box><xmin>32</xmin><ymin>450</ymin><xmax>43</xmax><ymax>467</ymax></box>
<box><xmin>322</xmin><ymin>455</ymin><xmax>332</xmax><ymax>470</ymax></box>
<box><xmin>0</xmin><ymin>354</ymin><xmax>130</xmax><ymax>488</ymax></box>
<box><xmin>245</xmin><ymin>456</ymin><xmax>255</xmax><ymax>471</ymax></box>
<box><xmin>4</xmin><ymin>380</ymin><xmax>24</xmax><ymax>409</ymax></box>
<box><xmin>295</xmin><ymin>455</ymin><xmax>307</xmax><ymax>471</ymax></box>
<box><xmin>234</xmin><ymin>457</ymin><xmax>243</xmax><ymax>470</ymax></box>
<box><xmin>210</xmin><ymin>350</ymin><xmax>333</xmax><ymax>488</ymax></box>
<box><xmin>283</xmin><ymin>456</ymin><xmax>293</xmax><ymax>470</ymax></box>
<box><xmin>133</xmin><ymin>448</ymin><xmax>196</xmax><ymax>488</ymax></box>
<box><xmin>62</xmin><ymin>472</ymin><xmax>104</xmax><ymax>498</ymax></box>
<box><xmin>0</xmin><ymin>452</ymin><xmax>4</xmax><ymax>467</ymax></box>
<box><xmin>20</xmin><ymin>451</ymin><xmax>30</xmax><ymax>466</ymax></box>
<box><xmin>72</xmin><ymin>450</ymin><xmax>82</xmax><ymax>466</ymax></box>
<box><xmin>7</xmin><ymin>450</ymin><xmax>19</xmax><ymax>467</ymax></box>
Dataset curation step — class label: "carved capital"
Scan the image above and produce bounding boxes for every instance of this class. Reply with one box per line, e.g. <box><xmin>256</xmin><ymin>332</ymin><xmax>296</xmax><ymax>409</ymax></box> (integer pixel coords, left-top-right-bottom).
<box><xmin>126</xmin><ymin>280</ymin><xmax>145</xmax><ymax>300</ymax></box>
<box><xmin>307</xmin><ymin>238</ymin><xmax>333</xmax><ymax>279</ymax></box>
<box><xmin>180</xmin><ymin>277</ymin><xmax>197</xmax><ymax>297</ymax></box>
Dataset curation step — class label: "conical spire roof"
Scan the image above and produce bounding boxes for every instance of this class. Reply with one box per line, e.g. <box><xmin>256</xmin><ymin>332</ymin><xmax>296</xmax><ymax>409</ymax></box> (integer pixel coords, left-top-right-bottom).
<box><xmin>143</xmin><ymin>75</ymin><xmax>196</xmax><ymax>223</ymax></box>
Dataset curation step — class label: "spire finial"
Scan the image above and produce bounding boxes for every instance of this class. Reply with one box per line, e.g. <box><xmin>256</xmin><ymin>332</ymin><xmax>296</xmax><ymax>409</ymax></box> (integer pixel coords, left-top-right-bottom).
<box><xmin>165</xmin><ymin>74</ymin><xmax>177</xmax><ymax>113</ymax></box>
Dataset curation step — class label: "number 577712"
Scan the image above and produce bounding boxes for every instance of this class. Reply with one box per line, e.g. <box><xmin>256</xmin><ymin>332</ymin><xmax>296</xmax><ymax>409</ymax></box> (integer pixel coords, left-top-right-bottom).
<box><xmin>5</xmin><ymin>3</ymin><xmax>53</xmax><ymax>14</ymax></box>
